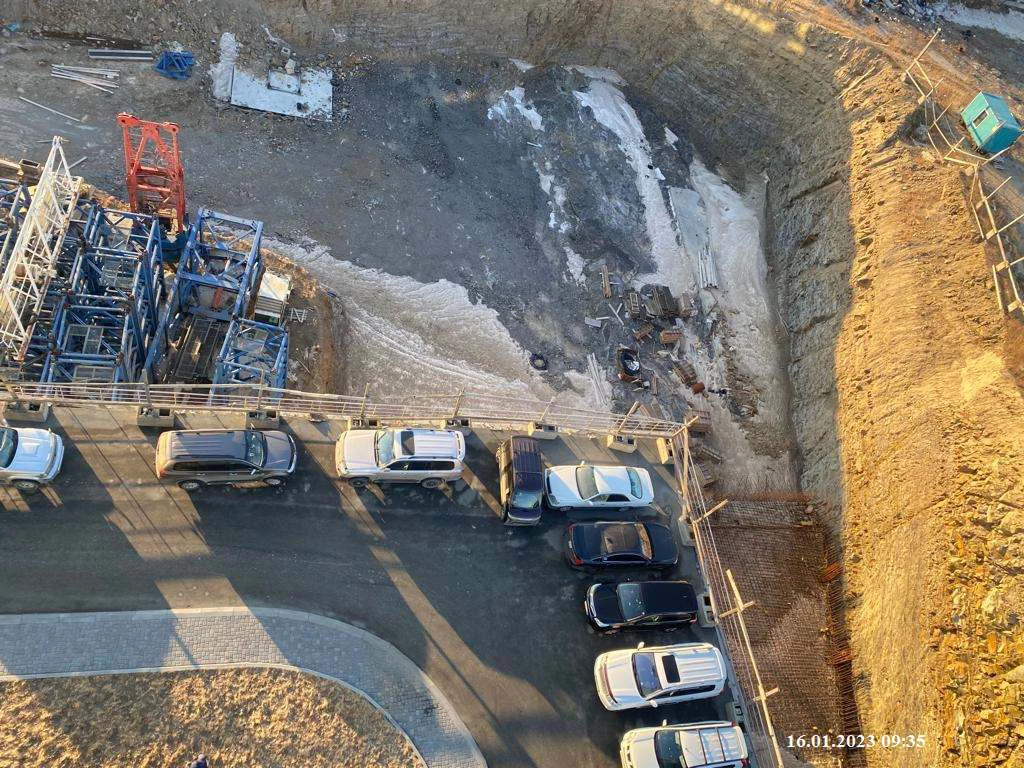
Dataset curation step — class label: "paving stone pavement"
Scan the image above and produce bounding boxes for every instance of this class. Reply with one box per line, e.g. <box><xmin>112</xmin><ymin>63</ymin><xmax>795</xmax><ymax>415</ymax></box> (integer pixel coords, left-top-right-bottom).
<box><xmin>0</xmin><ymin>607</ymin><xmax>486</xmax><ymax>768</ymax></box>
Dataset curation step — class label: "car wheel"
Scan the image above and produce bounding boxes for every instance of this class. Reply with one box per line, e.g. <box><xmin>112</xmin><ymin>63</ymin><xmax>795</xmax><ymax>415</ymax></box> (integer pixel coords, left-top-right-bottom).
<box><xmin>12</xmin><ymin>479</ymin><xmax>40</xmax><ymax>493</ymax></box>
<box><xmin>420</xmin><ymin>478</ymin><xmax>447</xmax><ymax>490</ymax></box>
<box><xmin>264</xmin><ymin>477</ymin><xmax>284</xmax><ymax>487</ymax></box>
<box><xmin>347</xmin><ymin>477</ymin><xmax>370</xmax><ymax>489</ymax></box>
<box><xmin>177</xmin><ymin>479</ymin><xmax>205</xmax><ymax>491</ymax></box>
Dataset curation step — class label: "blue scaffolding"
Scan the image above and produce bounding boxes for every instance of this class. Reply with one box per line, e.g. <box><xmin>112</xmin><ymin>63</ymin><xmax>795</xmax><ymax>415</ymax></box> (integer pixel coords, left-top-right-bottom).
<box><xmin>212</xmin><ymin>317</ymin><xmax>289</xmax><ymax>388</ymax></box>
<box><xmin>30</xmin><ymin>204</ymin><xmax>165</xmax><ymax>383</ymax></box>
<box><xmin>146</xmin><ymin>208</ymin><xmax>287</xmax><ymax>386</ymax></box>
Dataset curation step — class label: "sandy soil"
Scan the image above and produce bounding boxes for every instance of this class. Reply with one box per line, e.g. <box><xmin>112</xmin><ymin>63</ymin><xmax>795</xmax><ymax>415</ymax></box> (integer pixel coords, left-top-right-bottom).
<box><xmin>0</xmin><ymin>668</ymin><xmax>424</xmax><ymax>768</ymax></box>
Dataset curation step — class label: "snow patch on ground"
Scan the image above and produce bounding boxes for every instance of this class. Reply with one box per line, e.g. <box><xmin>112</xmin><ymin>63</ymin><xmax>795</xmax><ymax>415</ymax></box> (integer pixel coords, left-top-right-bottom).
<box><xmin>488</xmin><ymin>86</ymin><xmax>544</xmax><ymax>132</ymax></box>
<box><xmin>564</xmin><ymin>247</ymin><xmax>586</xmax><ymax>285</ymax></box>
<box><xmin>941</xmin><ymin>4</ymin><xmax>1024</xmax><ymax>42</ymax></box>
<box><xmin>564</xmin><ymin>369</ymin><xmax>613</xmax><ymax>411</ymax></box>
<box><xmin>664</xmin><ymin>127</ymin><xmax>680</xmax><ymax>148</ymax></box>
<box><xmin>679</xmin><ymin>158</ymin><xmax>795</xmax><ymax>489</ymax></box>
<box><xmin>263</xmin><ymin>235</ymin><xmax>584</xmax><ymax>404</ymax></box>
<box><xmin>534</xmin><ymin>162</ymin><xmax>571</xmax><ymax>233</ymax></box>
<box><xmin>510</xmin><ymin>58</ymin><xmax>535</xmax><ymax>72</ymax></box>
<box><xmin>567</xmin><ymin>65</ymin><xmax>625</xmax><ymax>85</ymax></box>
<box><xmin>573</xmin><ymin>75</ymin><xmax>688</xmax><ymax>296</ymax></box>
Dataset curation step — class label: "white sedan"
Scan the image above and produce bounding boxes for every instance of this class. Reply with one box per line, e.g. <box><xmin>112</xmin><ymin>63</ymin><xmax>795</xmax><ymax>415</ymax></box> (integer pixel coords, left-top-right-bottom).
<box><xmin>544</xmin><ymin>464</ymin><xmax>655</xmax><ymax>511</ymax></box>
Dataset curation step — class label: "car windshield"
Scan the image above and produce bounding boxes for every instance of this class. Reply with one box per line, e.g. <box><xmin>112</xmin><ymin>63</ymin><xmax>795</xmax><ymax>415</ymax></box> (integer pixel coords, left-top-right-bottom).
<box><xmin>575</xmin><ymin>466</ymin><xmax>599</xmax><ymax>499</ymax></box>
<box><xmin>618</xmin><ymin>583</ymin><xmax>646</xmax><ymax>621</ymax></box>
<box><xmin>632</xmin><ymin>652</ymin><xmax>662</xmax><ymax>697</ymax></box>
<box><xmin>627</xmin><ymin>468</ymin><xmax>643</xmax><ymax>498</ymax></box>
<box><xmin>510</xmin><ymin>488</ymin><xmax>543</xmax><ymax>509</ymax></box>
<box><xmin>0</xmin><ymin>428</ymin><xmax>17</xmax><ymax>468</ymax></box>
<box><xmin>375</xmin><ymin>430</ymin><xmax>395</xmax><ymax>466</ymax></box>
<box><xmin>653</xmin><ymin>730</ymin><xmax>685</xmax><ymax>768</ymax></box>
<box><xmin>245</xmin><ymin>431</ymin><xmax>267</xmax><ymax>466</ymax></box>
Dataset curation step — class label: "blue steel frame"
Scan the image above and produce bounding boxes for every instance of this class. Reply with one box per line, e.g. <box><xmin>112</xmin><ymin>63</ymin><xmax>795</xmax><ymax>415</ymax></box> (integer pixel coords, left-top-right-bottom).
<box><xmin>0</xmin><ymin>179</ymin><xmax>31</xmax><ymax>276</ymax></box>
<box><xmin>212</xmin><ymin>317</ymin><xmax>289</xmax><ymax>388</ymax></box>
<box><xmin>30</xmin><ymin>204</ymin><xmax>165</xmax><ymax>383</ymax></box>
<box><xmin>146</xmin><ymin>208</ymin><xmax>266</xmax><ymax>382</ymax></box>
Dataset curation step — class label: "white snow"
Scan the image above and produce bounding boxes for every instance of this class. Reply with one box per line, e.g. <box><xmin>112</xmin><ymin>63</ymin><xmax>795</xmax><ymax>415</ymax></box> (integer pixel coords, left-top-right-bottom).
<box><xmin>564</xmin><ymin>247</ymin><xmax>586</xmax><ymax>285</ymax></box>
<box><xmin>677</xmin><ymin>158</ymin><xmax>795</xmax><ymax>490</ymax></box>
<box><xmin>664</xmin><ymin>127</ymin><xmax>680</xmax><ymax>147</ymax></box>
<box><xmin>535</xmin><ymin>162</ymin><xmax>571</xmax><ymax>233</ymax></box>
<box><xmin>573</xmin><ymin>75</ymin><xmax>688</xmax><ymax>295</ymax></box>
<box><xmin>510</xmin><ymin>58</ymin><xmax>535</xmax><ymax>72</ymax></box>
<box><xmin>487</xmin><ymin>86</ymin><xmax>544</xmax><ymax>132</ymax></box>
<box><xmin>941</xmin><ymin>4</ymin><xmax>1024</xmax><ymax>42</ymax></box>
<box><xmin>262</xmin><ymin>236</ymin><xmax>588</xmax><ymax>405</ymax></box>
<box><xmin>209</xmin><ymin>32</ymin><xmax>239</xmax><ymax>102</ymax></box>
<box><xmin>567</xmin><ymin>65</ymin><xmax>625</xmax><ymax>85</ymax></box>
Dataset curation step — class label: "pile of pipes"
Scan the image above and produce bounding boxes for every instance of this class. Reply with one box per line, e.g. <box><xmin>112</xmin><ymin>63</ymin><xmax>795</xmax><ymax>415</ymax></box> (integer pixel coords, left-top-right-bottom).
<box><xmin>50</xmin><ymin>64</ymin><xmax>120</xmax><ymax>94</ymax></box>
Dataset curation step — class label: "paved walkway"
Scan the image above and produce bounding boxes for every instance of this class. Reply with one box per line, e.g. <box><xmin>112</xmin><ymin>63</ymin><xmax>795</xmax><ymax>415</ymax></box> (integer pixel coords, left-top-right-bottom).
<box><xmin>0</xmin><ymin>607</ymin><xmax>486</xmax><ymax>768</ymax></box>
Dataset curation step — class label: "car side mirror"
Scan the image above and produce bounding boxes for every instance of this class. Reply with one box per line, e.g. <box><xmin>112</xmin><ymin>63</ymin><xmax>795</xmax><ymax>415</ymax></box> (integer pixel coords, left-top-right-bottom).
<box><xmin>637</xmin><ymin>641</ymin><xmax>645</xmax><ymax>649</ymax></box>
<box><xmin>661</xmin><ymin>719</ymin><xmax>668</xmax><ymax>727</ymax></box>
<box><xmin>649</xmin><ymin>700</ymin><xmax>658</xmax><ymax>708</ymax></box>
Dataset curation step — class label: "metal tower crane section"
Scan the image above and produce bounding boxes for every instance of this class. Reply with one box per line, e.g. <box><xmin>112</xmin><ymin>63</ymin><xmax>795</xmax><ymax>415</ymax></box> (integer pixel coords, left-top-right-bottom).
<box><xmin>117</xmin><ymin>113</ymin><xmax>186</xmax><ymax>232</ymax></box>
<box><xmin>212</xmin><ymin>317</ymin><xmax>289</xmax><ymax>389</ymax></box>
<box><xmin>41</xmin><ymin>294</ymin><xmax>146</xmax><ymax>383</ymax></box>
<box><xmin>0</xmin><ymin>138</ymin><xmax>82</xmax><ymax>368</ymax></box>
<box><xmin>173</xmin><ymin>208</ymin><xmax>263</xmax><ymax>322</ymax></box>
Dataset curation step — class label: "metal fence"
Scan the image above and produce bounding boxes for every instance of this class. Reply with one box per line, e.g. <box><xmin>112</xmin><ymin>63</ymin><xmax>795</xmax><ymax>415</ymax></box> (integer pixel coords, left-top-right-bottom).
<box><xmin>670</xmin><ymin>434</ymin><xmax>785</xmax><ymax>768</ymax></box>
<box><xmin>904</xmin><ymin>29</ymin><xmax>1024</xmax><ymax>319</ymax></box>
<box><xmin>0</xmin><ymin>379</ymin><xmax>691</xmax><ymax>438</ymax></box>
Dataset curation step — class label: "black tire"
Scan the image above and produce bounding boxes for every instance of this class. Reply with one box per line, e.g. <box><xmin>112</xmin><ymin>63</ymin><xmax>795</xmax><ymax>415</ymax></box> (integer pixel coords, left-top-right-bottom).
<box><xmin>420</xmin><ymin>477</ymin><xmax>447</xmax><ymax>490</ymax></box>
<box><xmin>12</xmin><ymin>479</ymin><xmax>40</xmax><ymax>493</ymax></box>
<box><xmin>264</xmin><ymin>477</ymin><xmax>285</xmax><ymax>488</ymax></box>
<box><xmin>347</xmin><ymin>477</ymin><xmax>370</xmax><ymax>489</ymax></box>
<box><xmin>177</xmin><ymin>479</ymin><xmax>205</xmax><ymax>491</ymax></box>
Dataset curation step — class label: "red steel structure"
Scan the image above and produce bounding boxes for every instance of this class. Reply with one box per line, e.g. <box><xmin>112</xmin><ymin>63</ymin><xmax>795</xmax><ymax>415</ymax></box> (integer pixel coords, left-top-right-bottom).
<box><xmin>117</xmin><ymin>113</ymin><xmax>186</xmax><ymax>232</ymax></box>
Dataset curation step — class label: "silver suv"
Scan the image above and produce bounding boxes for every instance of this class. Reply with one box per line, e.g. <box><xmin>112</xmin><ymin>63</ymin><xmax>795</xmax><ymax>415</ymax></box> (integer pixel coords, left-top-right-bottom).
<box><xmin>155</xmin><ymin>429</ymin><xmax>297</xmax><ymax>490</ymax></box>
<box><xmin>335</xmin><ymin>428</ymin><xmax>466</xmax><ymax>489</ymax></box>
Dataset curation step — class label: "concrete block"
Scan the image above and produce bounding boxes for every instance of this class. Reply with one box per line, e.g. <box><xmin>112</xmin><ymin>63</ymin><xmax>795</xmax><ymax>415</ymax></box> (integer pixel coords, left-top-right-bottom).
<box><xmin>247</xmin><ymin>410</ymin><xmax>280</xmax><ymax>429</ymax></box>
<box><xmin>655</xmin><ymin>437</ymin><xmax>675</xmax><ymax>464</ymax></box>
<box><xmin>136</xmin><ymin>406</ymin><xmax>176</xmax><ymax>429</ymax></box>
<box><xmin>345</xmin><ymin>417</ymin><xmax>380</xmax><ymax>431</ymax></box>
<box><xmin>526</xmin><ymin>422</ymin><xmax>558</xmax><ymax>440</ymax></box>
<box><xmin>440</xmin><ymin>417</ymin><xmax>470</xmax><ymax>431</ymax></box>
<box><xmin>697</xmin><ymin>591</ymin><xmax>717</xmax><ymax>628</ymax></box>
<box><xmin>3</xmin><ymin>401</ymin><xmax>51</xmax><ymax>423</ymax></box>
<box><xmin>604</xmin><ymin>433</ymin><xmax>637</xmax><ymax>453</ymax></box>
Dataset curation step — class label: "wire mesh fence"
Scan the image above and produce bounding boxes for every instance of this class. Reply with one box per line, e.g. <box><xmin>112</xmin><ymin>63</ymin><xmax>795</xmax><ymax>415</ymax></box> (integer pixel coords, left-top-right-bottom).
<box><xmin>903</xmin><ymin>28</ymin><xmax>1024</xmax><ymax>319</ymax></box>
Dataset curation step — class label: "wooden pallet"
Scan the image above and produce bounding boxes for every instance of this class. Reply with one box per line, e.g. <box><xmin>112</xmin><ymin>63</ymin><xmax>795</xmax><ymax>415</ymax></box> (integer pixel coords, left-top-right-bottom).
<box><xmin>633</xmin><ymin>322</ymin><xmax>654</xmax><ymax>342</ymax></box>
<box><xmin>659</xmin><ymin>329</ymin><xmax>683</xmax><ymax>345</ymax></box>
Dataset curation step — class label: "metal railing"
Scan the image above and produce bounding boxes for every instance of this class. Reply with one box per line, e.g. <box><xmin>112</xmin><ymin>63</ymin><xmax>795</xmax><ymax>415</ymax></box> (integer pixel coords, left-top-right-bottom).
<box><xmin>0</xmin><ymin>138</ymin><xmax>82</xmax><ymax>363</ymax></box>
<box><xmin>671</xmin><ymin>433</ymin><xmax>785</xmax><ymax>768</ymax></box>
<box><xmin>0</xmin><ymin>379</ymin><xmax>690</xmax><ymax>438</ymax></box>
<box><xmin>904</xmin><ymin>29</ymin><xmax>1024</xmax><ymax>318</ymax></box>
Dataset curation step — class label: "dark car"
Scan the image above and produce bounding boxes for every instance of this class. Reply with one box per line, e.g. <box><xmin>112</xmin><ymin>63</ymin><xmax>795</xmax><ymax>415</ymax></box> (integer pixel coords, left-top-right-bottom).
<box><xmin>155</xmin><ymin>429</ymin><xmax>297</xmax><ymax>490</ymax></box>
<box><xmin>564</xmin><ymin>520</ymin><xmax>678</xmax><ymax>571</ymax></box>
<box><xmin>496</xmin><ymin>436</ymin><xmax>544</xmax><ymax>525</ymax></box>
<box><xmin>585</xmin><ymin>580</ymin><xmax>698</xmax><ymax>630</ymax></box>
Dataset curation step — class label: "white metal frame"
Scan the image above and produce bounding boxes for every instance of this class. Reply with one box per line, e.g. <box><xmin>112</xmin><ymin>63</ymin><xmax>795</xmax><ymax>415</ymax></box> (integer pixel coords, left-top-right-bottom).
<box><xmin>0</xmin><ymin>137</ymin><xmax>82</xmax><ymax>363</ymax></box>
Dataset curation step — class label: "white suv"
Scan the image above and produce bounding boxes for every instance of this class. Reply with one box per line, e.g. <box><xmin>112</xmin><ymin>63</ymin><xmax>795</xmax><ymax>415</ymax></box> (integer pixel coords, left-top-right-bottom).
<box><xmin>0</xmin><ymin>426</ymin><xmax>65</xmax><ymax>492</ymax></box>
<box><xmin>620</xmin><ymin>721</ymin><xmax>748</xmax><ymax>768</ymax></box>
<box><xmin>594</xmin><ymin>641</ymin><xmax>726</xmax><ymax>711</ymax></box>
<box><xmin>335</xmin><ymin>428</ymin><xmax>466</xmax><ymax>489</ymax></box>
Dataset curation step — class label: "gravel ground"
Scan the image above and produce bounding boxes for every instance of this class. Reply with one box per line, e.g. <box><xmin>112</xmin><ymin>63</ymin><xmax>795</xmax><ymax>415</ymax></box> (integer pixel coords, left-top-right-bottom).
<box><xmin>0</xmin><ymin>669</ymin><xmax>424</xmax><ymax>768</ymax></box>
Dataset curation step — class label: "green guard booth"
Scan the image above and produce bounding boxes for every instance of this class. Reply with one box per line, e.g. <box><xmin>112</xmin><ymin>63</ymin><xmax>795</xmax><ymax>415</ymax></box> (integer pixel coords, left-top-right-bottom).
<box><xmin>961</xmin><ymin>92</ymin><xmax>1022</xmax><ymax>155</ymax></box>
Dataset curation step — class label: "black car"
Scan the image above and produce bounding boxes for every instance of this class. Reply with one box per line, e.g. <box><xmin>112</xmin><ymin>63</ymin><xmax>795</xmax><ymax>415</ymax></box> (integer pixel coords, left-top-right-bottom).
<box><xmin>584</xmin><ymin>580</ymin><xmax>698</xmax><ymax>630</ymax></box>
<box><xmin>564</xmin><ymin>520</ymin><xmax>678</xmax><ymax>570</ymax></box>
<box><xmin>496</xmin><ymin>436</ymin><xmax>544</xmax><ymax>525</ymax></box>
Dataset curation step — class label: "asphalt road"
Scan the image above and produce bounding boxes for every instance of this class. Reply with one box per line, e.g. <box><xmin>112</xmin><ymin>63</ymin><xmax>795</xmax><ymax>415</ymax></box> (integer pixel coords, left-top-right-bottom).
<box><xmin>0</xmin><ymin>406</ymin><xmax>729</xmax><ymax>768</ymax></box>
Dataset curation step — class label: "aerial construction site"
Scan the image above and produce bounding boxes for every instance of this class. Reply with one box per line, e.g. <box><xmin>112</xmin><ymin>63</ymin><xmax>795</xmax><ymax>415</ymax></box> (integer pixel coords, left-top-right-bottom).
<box><xmin>0</xmin><ymin>1</ymin><xmax>1021</xmax><ymax>767</ymax></box>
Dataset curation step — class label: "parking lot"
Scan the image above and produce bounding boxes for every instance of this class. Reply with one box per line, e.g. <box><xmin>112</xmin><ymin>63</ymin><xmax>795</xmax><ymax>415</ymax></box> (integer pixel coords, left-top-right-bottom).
<box><xmin>0</xmin><ymin>405</ymin><xmax>730</xmax><ymax>768</ymax></box>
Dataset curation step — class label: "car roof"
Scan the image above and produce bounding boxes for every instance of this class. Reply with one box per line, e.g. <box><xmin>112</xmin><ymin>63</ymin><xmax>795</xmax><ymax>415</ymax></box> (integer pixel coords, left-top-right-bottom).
<box><xmin>509</xmin><ymin>437</ymin><xmax>543</xmax><ymax>489</ymax></box>
<box><xmin>636</xmin><ymin>581</ymin><xmax>698</xmax><ymax>614</ymax></box>
<box><xmin>668</xmin><ymin>723</ymin><xmax>747</xmax><ymax>766</ymax></box>
<box><xmin>591</xmin><ymin>465</ymin><xmax>638</xmax><ymax>496</ymax></box>
<box><xmin>651</xmin><ymin>644</ymin><xmax>724</xmax><ymax>688</ymax></box>
<box><xmin>394</xmin><ymin>429</ymin><xmax>462</xmax><ymax>459</ymax></box>
<box><xmin>598</xmin><ymin>522</ymin><xmax>643</xmax><ymax>554</ymax></box>
<box><xmin>165</xmin><ymin>430</ymin><xmax>249</xmax><ymax>460</ymax></box>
